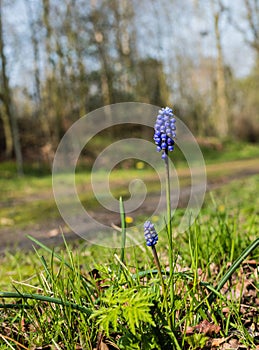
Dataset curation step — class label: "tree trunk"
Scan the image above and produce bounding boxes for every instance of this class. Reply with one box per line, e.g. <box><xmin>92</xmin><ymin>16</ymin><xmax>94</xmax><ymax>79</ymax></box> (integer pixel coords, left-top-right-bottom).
<box><xmin>0</xmin><ymin>99</ymin><xmax>12</xmax><ymax>157</ymax></box>
<box><xmin>24</xmin><ymin>0</ymin><xmax>41</xmax><ymax>107</ymax></box>
<box><xmin>42</xmin><ymin>0</ymin><xmax>62</xmax><ymax>145</ymax></box>
<box><xmin>0</xmin><ymin>0</ymin><xmax>23</xmax><ymax>175</ymax></box>
<box><xmin>211</xmin><ymin>0</ymin><xmax>229</xmax><ymax>137</ymax></box>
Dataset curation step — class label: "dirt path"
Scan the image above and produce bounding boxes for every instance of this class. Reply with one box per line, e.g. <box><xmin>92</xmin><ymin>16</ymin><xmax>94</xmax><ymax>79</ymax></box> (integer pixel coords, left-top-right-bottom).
<box><xmin>1</xmin><ymin>158</ymin><xmax>259</xmax><ymax>253</ymax></box>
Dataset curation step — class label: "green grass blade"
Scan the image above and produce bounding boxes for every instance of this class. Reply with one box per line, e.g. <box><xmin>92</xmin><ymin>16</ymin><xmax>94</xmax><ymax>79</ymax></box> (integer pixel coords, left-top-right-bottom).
<box><xmin>0</xmin><ymin>291</ymin><xmax>92</xmax><ymax>315</ymax></box>
<box><xmin>208</xmin><ymin>237</ymin><xmax>259</xmax><ymax>304</ymax></box>
<box><xmin>27</xmin><ymin>234</ymin><xmax>95</xmax><ymax>300</ymax></box>
<box><xmin>0</xmin><ymin>303</ymin><xmax>32</xmax><ymax>309</ymax></box>
<box><xmin>27</xmin><ymin>234</ymin><xmax>71</xmax><ymax>268</ymax></box>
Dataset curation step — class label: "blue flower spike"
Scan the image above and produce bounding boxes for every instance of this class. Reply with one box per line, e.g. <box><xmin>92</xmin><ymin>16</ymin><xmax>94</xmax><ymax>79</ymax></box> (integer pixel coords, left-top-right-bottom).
<box><xmin>144</xmin><ymin>221</ymin><xmax>158</xmax><ymax>247</ymax></box>
<box><xmin>154</xmin><ymin>106</ymin><xmax>176</xmax><ymax>159</ymax></box>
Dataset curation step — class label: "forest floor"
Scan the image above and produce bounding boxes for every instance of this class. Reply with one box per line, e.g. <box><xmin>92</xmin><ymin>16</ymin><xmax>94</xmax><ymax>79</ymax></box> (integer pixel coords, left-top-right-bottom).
<box><xmin>1</xmin><ymin>157</ymin><xmax>259</xmax><ymax>253</ymax></box>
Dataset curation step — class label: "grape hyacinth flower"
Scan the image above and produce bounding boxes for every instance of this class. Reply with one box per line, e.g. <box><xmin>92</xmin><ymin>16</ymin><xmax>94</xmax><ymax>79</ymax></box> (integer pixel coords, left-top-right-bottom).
<box><xmin>153</xmin><ymin>106</ymin><xmax>176</xmax><ymax>324</ymax></box>
<box><xmin>144</xmin><ymin>220</ymin><xmax>166</xmax><ymax>298</ymax></box>
<box><xmin>144</xmin><ymin>221</ymin><xmax>158</xmax><ymax>247</ymax></box>
<box><xmin>153</xmin><ymin>106</ymin><xmax>176</xmax><ymax>160</ymax></box>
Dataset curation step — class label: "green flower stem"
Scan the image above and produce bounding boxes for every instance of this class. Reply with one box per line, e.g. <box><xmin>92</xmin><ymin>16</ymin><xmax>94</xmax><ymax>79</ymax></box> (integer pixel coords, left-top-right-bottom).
<box><xmin>151</xmin><ymin>245</ymin><xmax>166</xmax><ymax>296</ymax></box>
<box><xmin>164</xmin><ymin>153</ymin><xmax>175</xmax><ymax>324</ymax></box>
<box><xmin>119</xmin><ymin>196</ymin><xmax>126</xmax><ymax>264</ymax></box>
<box><xmin>165</xmin><ymin>153</ymin><xmax>173</xmax><ymax>262</ymax></box>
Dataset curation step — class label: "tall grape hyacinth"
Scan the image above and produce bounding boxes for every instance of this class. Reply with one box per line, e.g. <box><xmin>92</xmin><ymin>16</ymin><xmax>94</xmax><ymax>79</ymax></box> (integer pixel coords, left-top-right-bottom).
<box><xmin>144</xmin><ymin>221</ymin><xmax>158</xmax><ymax>247</ymax></box>
<box><xmin>153</xmin><ymin>107</ymin><xmax>176</xmax><ymax>159</ymax></box>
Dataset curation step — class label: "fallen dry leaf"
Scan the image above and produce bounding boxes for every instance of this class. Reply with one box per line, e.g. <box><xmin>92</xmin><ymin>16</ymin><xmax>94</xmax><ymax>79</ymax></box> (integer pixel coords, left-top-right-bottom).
<box><xmin>186</xmin><ymin>319</ymin><xmax>221</xmax><ymax>336</ymax></box>
<box><xmin>211</xmin><ymin>336</ymin><xmax>231</xmax><ymax>347</ymax></box>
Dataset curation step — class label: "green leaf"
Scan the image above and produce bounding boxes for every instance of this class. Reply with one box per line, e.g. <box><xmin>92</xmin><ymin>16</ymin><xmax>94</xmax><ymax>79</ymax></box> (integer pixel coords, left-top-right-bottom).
<box><xmin>90</xmin><ymin>287</ymin><xmax>155</xmax><ymax>336</ymax></box>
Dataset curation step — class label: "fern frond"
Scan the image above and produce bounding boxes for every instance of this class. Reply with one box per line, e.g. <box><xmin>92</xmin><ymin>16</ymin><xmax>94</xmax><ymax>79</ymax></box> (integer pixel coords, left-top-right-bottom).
<box><xmin>90</xmin><ymin>287</ymin><xmax>156</xmax><ymax>336</ymax></box>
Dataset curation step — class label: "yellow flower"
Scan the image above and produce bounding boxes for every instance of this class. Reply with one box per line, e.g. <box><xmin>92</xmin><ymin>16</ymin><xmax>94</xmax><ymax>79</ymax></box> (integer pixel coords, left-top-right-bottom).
<box><xmin>125</xmin><ymin>216</ymin><xmax>134</xmax><ymax>224</ymax></box>
<box><xmin>136</xmin><ymin>161</ymin><xmax>145</xmax><ymax>170</ymax></box>
<box><xmin>152</xmin><ymin>215</ymin><xmax>160</xmax><ymax>222</ymax></box>
<box><xmin>218</xmin><ymin>204</ymin><xmax>225</xmax><ymax>213</ymax></box>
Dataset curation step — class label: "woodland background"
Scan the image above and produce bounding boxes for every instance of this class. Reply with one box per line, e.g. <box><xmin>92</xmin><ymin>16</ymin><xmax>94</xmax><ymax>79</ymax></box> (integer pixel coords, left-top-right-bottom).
<box><xmin>0</xmin><ymin>0</ymin><xmax>258</xmax><ymax>175</ymax></box>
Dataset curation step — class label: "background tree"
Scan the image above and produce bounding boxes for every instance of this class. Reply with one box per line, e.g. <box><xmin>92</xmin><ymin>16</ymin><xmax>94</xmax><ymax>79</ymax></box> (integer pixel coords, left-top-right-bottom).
<box><xmin>229</xmin><ymin>0</ymin><xmax>259</xmax><ymax>56</ymax></box>
<box><xmin>228</xmin><ymin>0</ymin><xmax>259</xmax><ymax>141</ymax></box>
<box><xmin>210</xmin><ymin>0</ymin><xmax>230</xmax><ymax>137</ymax></box>
<box><xmin>0</xmin><ymin>0</ymin><xmax>258</xmax><ymax>170</ymax></box>
<box><xmin>0</xmin><ymin>0</ymin><xmax>23</xmax><ymax>174</ymax></box>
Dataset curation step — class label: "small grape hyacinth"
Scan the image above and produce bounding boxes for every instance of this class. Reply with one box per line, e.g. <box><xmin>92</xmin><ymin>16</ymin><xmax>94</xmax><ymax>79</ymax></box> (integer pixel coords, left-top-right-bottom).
<box><xmin>154</xmin><ymin>106</ymin><xmax>176</xmax><ymax>160</ymax></box>
<box><xmin>144</xmin><ymin>221</ymin><xmax>158</xmax><ymax>247</ymax></box>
